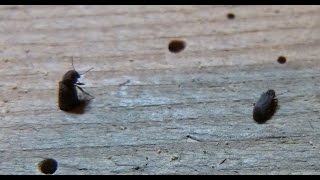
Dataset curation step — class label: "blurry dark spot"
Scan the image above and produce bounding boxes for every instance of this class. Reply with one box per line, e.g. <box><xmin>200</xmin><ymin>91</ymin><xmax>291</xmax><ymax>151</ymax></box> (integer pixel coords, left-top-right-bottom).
<box><xmin>168</xmin><ymin>40</ymin><xmax>186</xmax><ymax>53</ymax></box>
<box><xmin>129</xmin><ymin>59</ymin><xmax>134</xmax><ymax>62</ymax></box>
<box><xmin>275</xmin><ymin>10</ymin><xmax>280</xmax><ymax>13</ymax></box>
<box><xmin>78</xmin><ymin>168</ymin><xmax>88</xmax><ymax>171</ymax></box>
<box><xmin>25</xmin><ymin>50</ymin><xmax>30</xmax><ymax>54</ymax></box>
<box><xmin>227</xmin><ymin>13</ymin><xmax>235</xmax><ymax>19</ymax></box>
<box><xmin>171</xmin><ymin>156</ymin><xmax>179</xmax><ymax>161</ymax></box>
<box><xmin>277</xmin><ymin>56</ymin><xmax>286</xmax><ymax>64</ymax></box>
<box><xmin>133</xmin><ymin>166</ymin><xmax>140</xmax><ymax>170</ymax></box>
<box><xmin>38</xmin><ymin>158</ymin><xmax>58</xmax><ymax>175</ymax></box>
<box><xmin>203</xmin><ymin>150</ymin><xmax>207</xmax><ymax>154</ymax></box>
<box><xmin>119</xmin><ymin>80</ymin><xmax>130</xmax><ymax>86</ymax></box>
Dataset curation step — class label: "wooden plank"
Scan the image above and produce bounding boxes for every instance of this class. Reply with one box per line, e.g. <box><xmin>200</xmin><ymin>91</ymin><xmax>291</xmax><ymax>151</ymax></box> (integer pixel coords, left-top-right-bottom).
<box><xmin>0</xmin><ymin>5</ymin><xmax>320</xmax><ymax>175</ymax></box>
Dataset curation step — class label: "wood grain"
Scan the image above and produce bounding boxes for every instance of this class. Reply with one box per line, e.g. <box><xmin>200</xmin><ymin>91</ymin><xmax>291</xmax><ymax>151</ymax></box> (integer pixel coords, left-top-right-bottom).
<box><xmin>0</xmin><ymin>5</ymin><xmax>320</xmax><ymax>175</ymax></box>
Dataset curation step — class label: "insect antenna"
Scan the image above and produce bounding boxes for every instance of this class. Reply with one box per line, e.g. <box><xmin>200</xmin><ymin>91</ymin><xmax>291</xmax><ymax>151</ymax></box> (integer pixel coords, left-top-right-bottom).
<box><xmin>71</xmin><ymin>57</ymin><xmax>76</xmax><ymax>70</ymax></box>
<box><xmin>277</xmin><ymin>90</ymin><xmax>289</xmax><ymax>96</ymax></box>
<box><xmin>80</xmin><ymin>67</ymin><xmax>94</xmax><ymax>75</ymax></box>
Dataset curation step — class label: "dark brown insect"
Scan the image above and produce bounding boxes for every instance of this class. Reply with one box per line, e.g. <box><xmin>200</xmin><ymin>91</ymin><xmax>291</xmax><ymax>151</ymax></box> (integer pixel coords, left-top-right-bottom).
<box><xmin>38</xmin><ymin>158</ymin><xmax>58</xmax><ymax>175</ymax></box>
<box><xmin>253</xmin><ymin>89</ymin><xmax>278</xmax><ymax>124</ymax></box>
<box><xmin>58</xmin><ymin>59</ymin><xmax>93</xmax><ymax>111</ymax></box>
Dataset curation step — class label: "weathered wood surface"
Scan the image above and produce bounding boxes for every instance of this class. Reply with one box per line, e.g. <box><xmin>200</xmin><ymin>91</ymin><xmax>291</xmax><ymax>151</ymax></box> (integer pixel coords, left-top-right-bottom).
<box><xmin>0</xmin><ymin>5</ymin><xmax>320</xmax><ymax>175</ymax></box>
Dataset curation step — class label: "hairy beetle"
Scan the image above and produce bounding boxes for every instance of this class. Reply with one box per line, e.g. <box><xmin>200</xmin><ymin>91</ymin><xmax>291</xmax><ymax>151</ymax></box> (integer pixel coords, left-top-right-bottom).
<box><xmin>58</xmin><ymin>59</ymin><xmax>93</xmax><ymax>111</ymax></box>
<box><xmin>253</xmin><ymin>89</ymin><xmax>278</xmax><ymax>123</ymax></box>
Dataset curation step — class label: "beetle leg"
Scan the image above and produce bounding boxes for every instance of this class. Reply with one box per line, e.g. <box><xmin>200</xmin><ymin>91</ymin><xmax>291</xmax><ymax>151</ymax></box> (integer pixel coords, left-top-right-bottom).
<box><xmin>75</xmin><ymin>85</ymin><xmax>94</xmax><ymax>98</ymax></box>
<box><xmin>75</xmin><ymin>82</ymin><xmax>85</xmax><ymax>85</ymax></box>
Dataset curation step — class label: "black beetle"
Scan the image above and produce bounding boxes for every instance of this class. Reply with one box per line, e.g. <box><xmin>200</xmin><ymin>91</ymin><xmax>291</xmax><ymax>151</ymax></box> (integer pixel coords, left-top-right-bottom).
<box><xmin>253</xmin><ymin>89</ymin><xmax>278</xmax><ymax>123</ymax></box>
<box><xmin>58</xmin><ymin>59</ymin><xmax>93</xmax><ymax>111</ymax></box>
<box><xmin>38</xmin><ymin>158</ymin><xmax>58</xmax><ymax>175</ymax></box>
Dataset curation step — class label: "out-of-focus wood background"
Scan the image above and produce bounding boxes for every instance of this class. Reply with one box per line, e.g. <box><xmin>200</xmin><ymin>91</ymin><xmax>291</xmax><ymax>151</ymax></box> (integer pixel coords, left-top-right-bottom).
<box><xmin>0</xmin><ymin>5</ymin><xmax>320</xmax><ymax>175</ymax></box>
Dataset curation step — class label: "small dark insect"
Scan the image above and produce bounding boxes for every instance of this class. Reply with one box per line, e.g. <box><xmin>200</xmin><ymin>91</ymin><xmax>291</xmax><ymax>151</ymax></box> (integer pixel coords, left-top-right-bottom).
<box><xmin>38</xmin><ymin>158</ymin><xmax>58</xmax><ymax>175</ymax></box>
<box><xmin>253</xmin><ymin>89</ymin><xmax>278</xmax><ymax>124</ymax></box>
<box><xmin>58</xmin><ymin>59</ymin><xmax>93</xmax><ymax>111</ymax></box>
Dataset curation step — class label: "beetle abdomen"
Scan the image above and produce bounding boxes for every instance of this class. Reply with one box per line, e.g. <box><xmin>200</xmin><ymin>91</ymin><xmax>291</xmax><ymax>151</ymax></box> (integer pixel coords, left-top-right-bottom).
<box><xmin>58</xmin><ymin>81</ymin><xmax>80</xmax><ymax>111</ymax></box>
<box><xmin>253</xmin><ymin>106</ymin><xmax>272</xmax><ymax>123</ymax></box>
<box><xmin>253</xmin><ymin>89</ymin><xmax>278</xmax><ymax>123</ymax></box>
